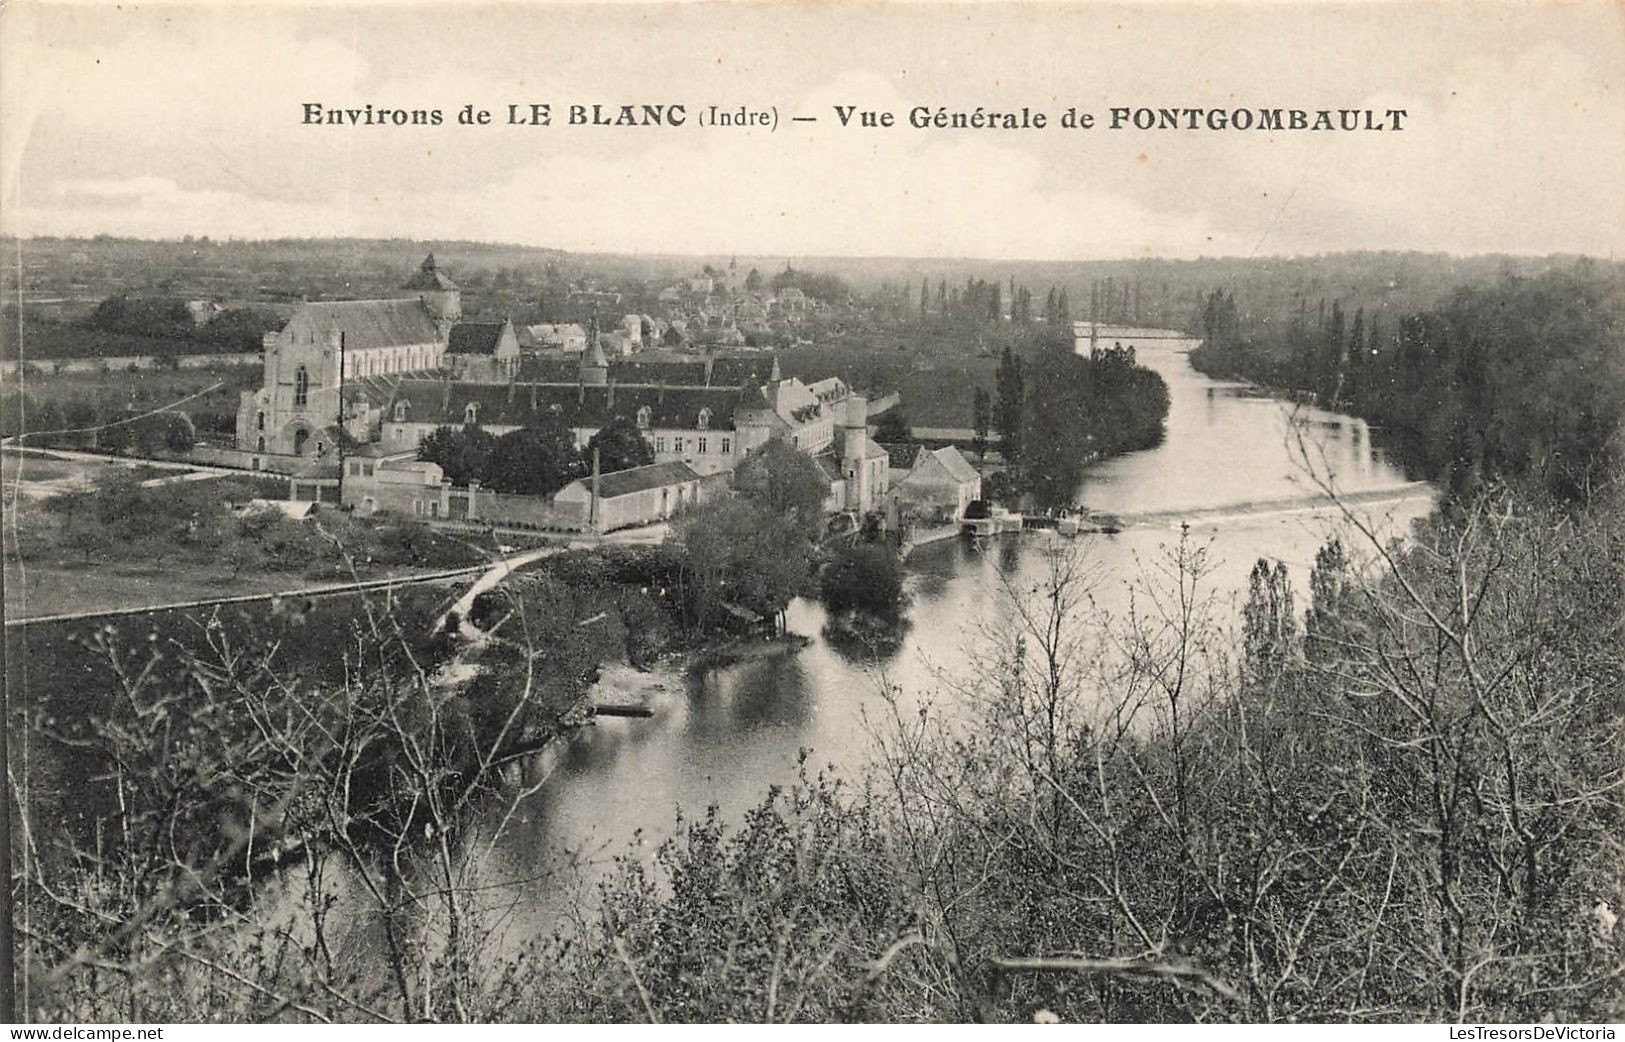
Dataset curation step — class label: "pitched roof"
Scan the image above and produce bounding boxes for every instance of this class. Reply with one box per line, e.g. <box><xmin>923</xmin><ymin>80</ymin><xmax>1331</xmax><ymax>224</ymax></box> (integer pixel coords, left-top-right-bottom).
<box><xmin>709</xmin><ymin>355</ymin><xmax>779</xmax><ymax>387</ymax></box>
<box><xmin>590</xmin><ymin>461</ymin><xmax>701</xmax><ymax>499</ymax></box>
<box><xmin>813</xmin><ymin>454</ymin><xmax>842</xmax><ymax>482</ymax></box>
<box><xmin>283</xmin><ymin>299</ymin><xmax>441</xmax><ymax>351</ymax></box>
<box><xmin>582</xmin><ymin>331</ymin><xmax>609</xmax><ymax>369</ymax></box>
<box><xmin>345</xmin><ymin>371</ymin><xmax>427</xmax><ymax>407</ymax></box>
<box><xmin>402</xmin><ymin>253</ymin><xmax>458</xmax><ymax>291</ymax></box>
<box><xmin>610</xmin><ymin>359</ymin><xmax>710</xmax><ymax>386</ymax></box>
<box><xmin>931</xmin><ymin>446</ymin><xmax>980</xmax><ymax>483</ymax></box>
<box><xmin>806</xmin><ymin>376</ymin><xmax>848</xmax><ymax>404</ymax></box>
<box><xmin>896</xmin><ymin>446</ymin><xmax>980</xmax><ymax>486</ymax></box>
<box><xmin>447</xmin><ymin>322</ymin><xmax>508</xmax><ymax>355</ymax></box>
<box><xmin>514</xmin><ymin>355</ymin><xmax>781</xmax><ymax>390</ymax></box>
<box><xmin>517</xmin><ymin>357</ymin><xmax>580</xmax><ymax>382</ymax></box>
<box><xmin>386</xmin><ymin>379</ymin><xmax>744</xmax><ymax>431</ymax></box>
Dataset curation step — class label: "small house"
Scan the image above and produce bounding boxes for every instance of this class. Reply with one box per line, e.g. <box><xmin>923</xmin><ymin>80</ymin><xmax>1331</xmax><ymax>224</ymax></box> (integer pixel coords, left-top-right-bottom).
<box><xmin>890</xmin><ymin>446</ymin><xmax>982</xmax><ymax>523</ymax></box>
<box><xmin>553</xmin><ymin>460</ymin><xmax>705</xmax><ymax>533</ymax></box>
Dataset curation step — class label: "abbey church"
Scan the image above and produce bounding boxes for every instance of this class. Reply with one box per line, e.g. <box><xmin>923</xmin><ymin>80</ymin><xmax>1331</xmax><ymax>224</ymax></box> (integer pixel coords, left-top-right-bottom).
<box><xmin>237</xmin><ymin>254</ymin><xmax>462</xmax><ymax>458</ymax></box>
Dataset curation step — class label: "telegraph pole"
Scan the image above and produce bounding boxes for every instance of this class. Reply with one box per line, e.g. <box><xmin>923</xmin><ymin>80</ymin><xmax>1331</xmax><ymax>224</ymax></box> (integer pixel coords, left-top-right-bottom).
<box><xmin>335</xmin><ymin>332</ymin><xmax>345</xmax><ymax>505</ymax></box>
<box><xmin>1</xmin><ymin>562</ymin><xmax>16</xmax><ymax>1022</ymax></box>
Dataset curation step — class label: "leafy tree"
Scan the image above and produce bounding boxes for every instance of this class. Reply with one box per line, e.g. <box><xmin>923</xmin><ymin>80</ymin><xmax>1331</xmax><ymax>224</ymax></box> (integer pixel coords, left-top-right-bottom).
<box><xmin>820</xmin><ymin>544</ymin><xmax>907</xmax><ymax>616</ymax></box>
<box><xmin>586</xmin><ymin>415</ymin><xmax>655</xmax><ymax>474</ymax></box>
<box><xmin>86</xmin><ymin>294</ymin><xmax>191</xmax><ymax>340</ymax></box>
<box><xmin>418</xmin><ymin>423</ymin><xmax>498</xmax><ymax>487</ymax></box>
<box><xmin>1241</xmin><ymin>557</ymin><xmax>1297</xmax><ymax>682</ymax></box>
<box><xmin>731</xmin><ymin>438</ymin><xmax>829</xmax><ymax>536</ymax></box>
<box><xmin>129</xmin><ymin>412</ymin><xmax>194</xmax><ymax>456</ymax></box>
<box><xmin>994</xmin><ymin>346</ymin><xmax>1025</xmax><ymax>469</ymax></box>
<box><xmin>672</xmin><ymin>496</ymin><xmax>812</xmax><ymax>629</ymax></box>
<box><xmin>1188</xmin><ymin>263</ymin><xmax>1625</xmax><ymax>505</ymax></box>
<box><xmin>972</xmin><ymin>387</ymin><xmax>991</xmax><ymax>467</ymax></box>
<box><xmin>488</xmin><ymin>413</ymin><xmax>583</xmax><ymax>495</ymax></box>
<box><xmin>198</xmin><ymin>306</ymin><xmax>285</xmax><ymax>351</ymax></box>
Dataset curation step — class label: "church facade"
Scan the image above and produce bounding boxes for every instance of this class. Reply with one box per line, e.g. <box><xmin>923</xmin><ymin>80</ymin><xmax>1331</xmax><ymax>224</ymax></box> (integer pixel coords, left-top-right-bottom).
<box><xmin>236</xmin><ymin>254</ymin><xmax>459</xmax><ymax>460</ymax></box>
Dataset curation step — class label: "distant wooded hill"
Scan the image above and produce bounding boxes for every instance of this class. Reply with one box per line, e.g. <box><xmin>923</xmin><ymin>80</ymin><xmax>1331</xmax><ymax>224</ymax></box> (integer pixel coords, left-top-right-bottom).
<box><xmin>6</xmin><ymin>235</ymin><xmax>1621</xmax><ymax>349</ymax></box>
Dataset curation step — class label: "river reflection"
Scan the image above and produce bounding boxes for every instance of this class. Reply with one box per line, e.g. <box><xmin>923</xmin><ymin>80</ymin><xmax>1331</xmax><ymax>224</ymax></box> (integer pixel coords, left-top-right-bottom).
<box><xmin>495</xmin><ymin>336</ymin><xmax>1434</xmax><ymax>925</ymax></box>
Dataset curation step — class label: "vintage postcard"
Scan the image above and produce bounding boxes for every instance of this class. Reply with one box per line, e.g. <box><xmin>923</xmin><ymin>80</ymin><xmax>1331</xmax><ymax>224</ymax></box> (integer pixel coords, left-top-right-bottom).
<box><xmin>1</xmin><ymin>0</ymin><xmax>1622</xmax><ymax>1031</ymax></box>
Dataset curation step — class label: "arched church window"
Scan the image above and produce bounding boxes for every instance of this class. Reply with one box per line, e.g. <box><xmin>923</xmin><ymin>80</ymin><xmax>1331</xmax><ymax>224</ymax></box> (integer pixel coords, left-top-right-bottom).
<box><xmin>294</xmin><ymin>366</ymin><xmax>309</xmax><ymax>407</ymax></box>
<box><xmin>256</xmin><ymin>411</ymin><xmax>264</xmax><ymax>431</ymax></box>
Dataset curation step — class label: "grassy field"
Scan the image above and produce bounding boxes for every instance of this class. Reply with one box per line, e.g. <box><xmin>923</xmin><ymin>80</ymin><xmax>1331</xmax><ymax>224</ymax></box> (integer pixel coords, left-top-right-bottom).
<box><xmin>1</xmin><ymin>366</ymin><xmax>259</xmax><ymax>440</ymax></box>
<box><xmin>1</xmin><ymin>558</ymin><xmax>475</xmax><ymax>620</ymax></box>
<box><xmin>2</xmin><ymin>468</ymin><xmax>489</xmax><ymax>619</ymax></box>
<box><xmin>0</xmin><ymin>455</ymin><xmax>91</xmax><ymax>485</ymax></box>
<box><xmin>0</xmin><ymin>319</ymin><xmax>214</xmax><ymax>362</ymax></box>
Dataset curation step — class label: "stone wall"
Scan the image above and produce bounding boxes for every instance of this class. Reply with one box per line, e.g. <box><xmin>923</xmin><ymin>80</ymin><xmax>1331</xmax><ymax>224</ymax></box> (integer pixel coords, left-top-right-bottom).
<box><xmin>1</xmin><ymin>353</ymin><xmax>258</xmax><ymax>376</ymax></box>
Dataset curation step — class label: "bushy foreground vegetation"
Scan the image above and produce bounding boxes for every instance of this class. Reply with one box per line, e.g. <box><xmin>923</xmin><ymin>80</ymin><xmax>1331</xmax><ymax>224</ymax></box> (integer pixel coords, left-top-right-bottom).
<box><xmin>6</xmin><ymin>471</ymin><xmax>483</xmax><ymax>580</ymax></box>
<box><xmin>17</xmin><ymin>476</ymin><xmax>1620</xmax><ymax>1022</ymax></box>
<box><xmin>542</xmin><ymin>493</ymin><xmax>1622</xmax><ymax>1023</ymax></box>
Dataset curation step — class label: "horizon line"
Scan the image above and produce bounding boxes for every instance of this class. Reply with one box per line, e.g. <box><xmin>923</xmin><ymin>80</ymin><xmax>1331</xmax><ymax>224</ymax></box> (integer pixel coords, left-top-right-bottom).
<box><xmin>1</xmin><ymin>232</ymin><xmax>1617</xmax><ymax>269</ymax></box>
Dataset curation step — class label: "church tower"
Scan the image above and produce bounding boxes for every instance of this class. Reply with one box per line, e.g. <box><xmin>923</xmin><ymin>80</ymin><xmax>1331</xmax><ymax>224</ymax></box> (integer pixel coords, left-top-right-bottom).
<box><xmin>842</xmin><ymin>394</ymin><xmax>870</xmax><ymax>513</ymax></box>
<box><xmin>403</xmin><ymin>252</ymin><xmax>461</xmax><ymax>339</ymax></box>
<box><xmin>579</xmin><ymin>315</ymin><xmax>609</xmax><ymax>386</ymax></box>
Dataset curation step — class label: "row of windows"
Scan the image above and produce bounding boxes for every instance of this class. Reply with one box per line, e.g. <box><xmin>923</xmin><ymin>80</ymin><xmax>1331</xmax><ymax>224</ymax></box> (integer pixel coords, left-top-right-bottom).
<box><xmin>288</xmin><ymin>349</ymin><xmax>438</xmax><ymax>414</ymax></box>
<box><xmin>638</xmin><ymin>406</ymin><xmax>711</xmax><ymax>430</ymax></box>
<box><xmin>343</xmin><ymin>346</ymin><xmax>438</xmax><ymax>379</ymax></box>
<box><xmin>385</xmin><ymin>423</ymin><xmax>734</xmax><ymax>458</ymax></box>
<box><xmin>653</xmin><ymin>435</ymin><xmax>729</xmax><ymax>455</ymax></box>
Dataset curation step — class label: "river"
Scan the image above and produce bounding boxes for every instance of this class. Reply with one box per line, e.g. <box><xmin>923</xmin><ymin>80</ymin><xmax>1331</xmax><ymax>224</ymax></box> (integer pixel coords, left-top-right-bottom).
<box><xmin>485</xmin><ymin>333</ymin><xmax>1434</xmax><ymax>916</ymax></box>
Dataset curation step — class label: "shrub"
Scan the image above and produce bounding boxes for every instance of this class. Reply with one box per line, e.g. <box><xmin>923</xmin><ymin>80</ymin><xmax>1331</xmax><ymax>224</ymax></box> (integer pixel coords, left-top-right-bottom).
<box><xmin>819</xmin><ymin>544</ymin><xmax>906</xmax><ymax>616</ymax></box>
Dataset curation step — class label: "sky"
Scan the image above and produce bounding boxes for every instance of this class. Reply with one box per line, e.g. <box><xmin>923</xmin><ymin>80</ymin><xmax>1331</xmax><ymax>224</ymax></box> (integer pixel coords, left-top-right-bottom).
<box><xmin>2</xmin><ymin>0</ymin><xmax>1622</xmax><ymax>261</ymax></box>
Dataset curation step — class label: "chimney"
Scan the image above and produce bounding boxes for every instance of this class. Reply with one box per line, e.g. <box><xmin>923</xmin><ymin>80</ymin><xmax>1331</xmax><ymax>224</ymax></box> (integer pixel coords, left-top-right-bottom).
<box><xmin>529</xmin><ymin>384</ymin><xmax>537</xmax><ymax>411</ymax></box>
<box><xmin>607</xmin><ymin>379</ymin><xmax>616</xmax><ymax>408</ymax></box>
<box><xmin>658</xmin><ymin>379</ymin><xmax>666</xmax><ymax>403</ymax></box>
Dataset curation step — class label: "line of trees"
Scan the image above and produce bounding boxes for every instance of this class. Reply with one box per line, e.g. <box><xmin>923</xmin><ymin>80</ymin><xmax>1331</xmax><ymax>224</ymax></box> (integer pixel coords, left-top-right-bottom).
<box><xmin>1191</xmin><ymin>262</ymin><xmax>1625</xmax><ymax>504</ymax></box>
<box><xmin>415</xmin><ymin>414</ymin><xmax>652</xmax><ymax>495</ymax></box>
<box><xmin>991</xmin><ymin>331</ymin><xmax>1171</xmax><ymax>508</ymax></box>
